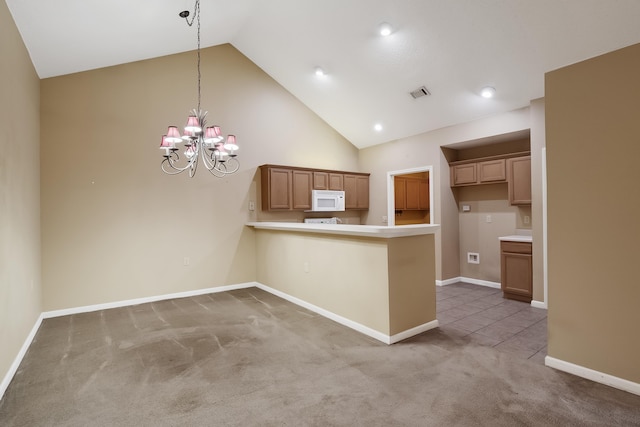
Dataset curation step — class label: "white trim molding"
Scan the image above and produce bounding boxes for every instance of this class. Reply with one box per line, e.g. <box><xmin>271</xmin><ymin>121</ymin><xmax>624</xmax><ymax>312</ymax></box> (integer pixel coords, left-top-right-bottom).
<box><xmin>389</xmin><ymin>320</ymin><xmax>439</xmax><ymax>344</ymax></box>
<box><xmin>436</xmin><ymin>277</ymin><xmax>461</xmax><ymax>286</ymax></box>
<box><xmin>1</xmin><ymin>313</ymin><xmax>44</xmax><ymax>401</ymax></box>
<box><xmin>255</xmin><ymin>282</ymin><xmax>437</xmax><ymax>345</ymax></box>
<box><xmin>531</xmin><ymin>300</ymin><xmax>547</xmax><ymax>310</ymax></box>
<box><xmin>545</xmin><ymin>356</ymin><xmax>640</xmax><ymax>396</ymax></box>
<box><xmin>3</xmin><ymin>280</ymin><xmax>438</xmax><ymax>401</ymax></box>
<box><xmin>437</xmin><ymin>276</ymin><xmax>501</xmax><ymax>289</ymax></box>
<box><xmin>42</xmin><ymin>282</ymin><xmax>256</xmax><ymax>319</ymax></box>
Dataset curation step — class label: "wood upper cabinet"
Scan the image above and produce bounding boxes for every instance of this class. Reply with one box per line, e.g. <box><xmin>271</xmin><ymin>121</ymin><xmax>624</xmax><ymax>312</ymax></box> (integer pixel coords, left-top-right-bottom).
<box><xmin>501</xmin><ymin>241</ymin><xmax>532</xmax><ymax>302</ymax></box>
<box><xmin>395</xmin><ymin>177</ymin><xmax>429</xmax><ymax>211</ymax></box>
<box><xmin>508</xmin><ymin>156</ymin><xmax>531</xmax><ymax>205</ymax></box>
<box><xmin>451</xmin><ymin>159</ymin><xmax>506</xmax><ymax>186</ymax></box>
<box><xmin>261</xmin><ymin>167</ymin><xmax>292</xmax><ymax>210</ymax></box>
<box><xmin>328</xmin><ymin>173</ymin><xmax>344</xmax><ymax>190</ymax></box>
<box><xmin>419</xmin><ymin>179</ymin><xmax>430</xmax><ymax>210</ymax></box>
<box><xmin>451</xmin><ymin>163</ymin><xmax>477</xmax><ymax>186</ymax></box>
<box><xmin>313</xmin><ymin>172</ymin><xmax>343</xmax><ymax>190</ymax></box>
<box><xmin>394</xmin><ymin>178</ymin><xmax>406</xmax><ymax>210</ymax></box>
<box><xmin>344</xmin><ymin>174</ymin><xmax>369</xmax><ymax>210</ymax></box>
<box><xmin>478</xmin><ymin>159</ymin><xmax>506</xmax><ymax>183</ymax></box>
<box><xmin>261</xmin><ymin>165</ymin><xmax>368</xmax><ymax>211</ymax></box>
<box><xmin>292</xmin><ymin>170</ymin><xmax>312</xmax><ymax>210</ymax></box>
<box><xmin>313</xmin><ymin>171</ymin><xmax>328</xmax><ymax>190</ymax></box>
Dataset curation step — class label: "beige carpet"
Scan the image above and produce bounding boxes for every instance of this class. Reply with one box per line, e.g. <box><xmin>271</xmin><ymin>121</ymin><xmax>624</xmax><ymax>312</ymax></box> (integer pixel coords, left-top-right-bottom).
<box><xmin>1</xmin><ymin>288</ymin><xmax>639</xmax><ymax>426</ymax></box>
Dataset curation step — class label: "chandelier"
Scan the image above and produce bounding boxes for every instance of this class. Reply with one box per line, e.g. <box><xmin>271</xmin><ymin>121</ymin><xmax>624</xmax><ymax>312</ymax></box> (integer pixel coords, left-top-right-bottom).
<box><xmin>159</xmin><ymin>0</ymin><xmax>239</xmax><ymax>177</ymax></box>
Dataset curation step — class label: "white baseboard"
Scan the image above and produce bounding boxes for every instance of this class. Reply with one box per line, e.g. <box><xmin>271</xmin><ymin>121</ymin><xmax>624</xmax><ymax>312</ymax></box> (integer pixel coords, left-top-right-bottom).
<box><xmin>255</xmin><ymin>282</ymin><xmax>436</xmax><ymax>345</ymax></box>
<box><xmin>531</xmin><ymin>300</ymin><xmax>547</xmax><ymax>309</ymax></box>
<box><xmin>1</xmin><ymin>313</ymin><xmax>44</xmax><ymax>401</ymax></box>
<box><xmin>2</xmin><ymin>283</ymin><xmax>258</xmax><ymax>401</ymax></box>
<box><xmin>436</xmin><ymin>277</ymin><xmax>461</xmax><ymax>286</ymax></box>
<box><xmin>545</xmin><ymin>356</ymin><xmax>640</xmax><ymax>396</ymax></box>
<box><xmin>389</xmin><ymin>320</ymin><xmax>439</xmax><ymax>344</ymax></box>
<box><xmin>3</xmin><ymin>280</ymin><xmax>435</xmax><ymax>401</ymax></box>
<box><xmin>436</xmin><ymin>277</ymin><xmax>501</xmax><ymax>289</ymax></box>
<box><xmin>42</xmin><ymin>282</ymin><xmax>257</xmax><ymax>319</ymax></box>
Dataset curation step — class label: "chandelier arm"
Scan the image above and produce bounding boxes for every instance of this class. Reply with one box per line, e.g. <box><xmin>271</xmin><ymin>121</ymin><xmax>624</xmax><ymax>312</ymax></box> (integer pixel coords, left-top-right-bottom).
<box><xmin>200</xmin><ymin>148</ymin><xmax>217</xmax><ymax>171</ymax></box>
<box><xmin>208</xmin><ymin>162</ymin><xmax>228</xmax><ymax>178</ymax></box>
<box><xmin>162</xmin><ymin>158</ymin><xmax>189</xmax><ymax>175</ymax></box>
<box><xmin>220</xmin><ymin>157</ymin><xmax>240</xmax><ymax>174</ymax></box>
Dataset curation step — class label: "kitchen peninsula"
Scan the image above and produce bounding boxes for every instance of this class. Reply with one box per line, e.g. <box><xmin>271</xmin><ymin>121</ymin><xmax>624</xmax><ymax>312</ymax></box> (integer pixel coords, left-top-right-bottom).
<box><xmin>247</xmin><ymin>222</ymin><xmax>440</xmax><ymax>344</ymax></box>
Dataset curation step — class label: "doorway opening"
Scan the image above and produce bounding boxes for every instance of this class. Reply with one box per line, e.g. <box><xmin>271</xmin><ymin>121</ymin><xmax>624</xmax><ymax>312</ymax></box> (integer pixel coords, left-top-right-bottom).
<box><xmin>387</xmin><ymin>166</ymin><xmax>434</xmax><ymax>226</ymax></box>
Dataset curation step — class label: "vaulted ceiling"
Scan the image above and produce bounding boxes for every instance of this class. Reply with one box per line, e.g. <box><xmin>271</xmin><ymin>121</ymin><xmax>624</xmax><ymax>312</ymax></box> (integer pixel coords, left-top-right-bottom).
<box><xmin>7</xmin><ymin>0</ymin><xmax>640</xmax><ymax>148</ymax></box>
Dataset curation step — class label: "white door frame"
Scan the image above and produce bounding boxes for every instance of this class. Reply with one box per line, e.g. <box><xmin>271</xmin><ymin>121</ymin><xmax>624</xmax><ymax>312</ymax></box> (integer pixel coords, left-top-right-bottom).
<box><xmin>386</xmin><ymin>165</ymin><xmax>434</xmax><ymax>226</ymax></box>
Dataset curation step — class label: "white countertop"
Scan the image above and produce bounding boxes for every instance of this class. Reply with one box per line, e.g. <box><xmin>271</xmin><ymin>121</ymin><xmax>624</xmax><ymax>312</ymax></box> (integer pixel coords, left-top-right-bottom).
<box><xmin>246</xmin><ymin>222</ymin><xmax>440</xmax><ymax>238</ymax></box>
<box><xmin>499</xmin><ymin>235</ymin><xmax>533</xmax><ymax>243</ymax></box>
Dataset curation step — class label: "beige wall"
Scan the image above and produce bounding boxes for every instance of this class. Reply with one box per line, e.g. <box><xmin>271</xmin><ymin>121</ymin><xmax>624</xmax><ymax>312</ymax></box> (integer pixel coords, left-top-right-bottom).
<box><xmin>546</xmin><ymin>43</ymin><xmax>640</xmax><ymax>383</ymax></box>
<box><xmin>254</xmin><ymin>230</ymin><xmax>436</xmax><ymax>336</ymax></box>
<box><xmin>358</xmin><ymin>107</ymin><xmax>531</xmax><ymax>281</ymax></box>
<box><xmin>40</xmin><ymin>44</ymin><xmax>359</xmax><ymax>311</ymax></box>
<box><xmin>0</xmin><ymin>0</ymin><xmax>42</xmax><ymax>385</ymax></box>
<box><xmin>456</xmin><ymin>184</ymin><xmax>529</xmax><ymax>282</ymax></box>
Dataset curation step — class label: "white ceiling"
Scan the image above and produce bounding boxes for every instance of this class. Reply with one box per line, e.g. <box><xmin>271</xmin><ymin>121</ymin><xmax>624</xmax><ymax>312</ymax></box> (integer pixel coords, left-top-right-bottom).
<box><xmin>7</xmin><ymin>0</ymin><xmax>640</xmax><ymax>148</ymax></box>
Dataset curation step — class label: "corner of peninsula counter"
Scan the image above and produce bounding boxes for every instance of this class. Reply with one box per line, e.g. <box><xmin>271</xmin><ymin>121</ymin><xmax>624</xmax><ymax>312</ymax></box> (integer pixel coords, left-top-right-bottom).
<box><xmin>246</xmin><ymin>222</ymin><xmax>440</xmax><ymax>344</ymax></box>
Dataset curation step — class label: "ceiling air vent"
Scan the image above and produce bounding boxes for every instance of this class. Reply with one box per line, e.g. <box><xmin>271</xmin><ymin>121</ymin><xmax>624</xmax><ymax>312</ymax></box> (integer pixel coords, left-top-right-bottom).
<box><xmin>410</xmin><ymin>86</ymin><xmax>431</xmax><ymax>99</ymax></box>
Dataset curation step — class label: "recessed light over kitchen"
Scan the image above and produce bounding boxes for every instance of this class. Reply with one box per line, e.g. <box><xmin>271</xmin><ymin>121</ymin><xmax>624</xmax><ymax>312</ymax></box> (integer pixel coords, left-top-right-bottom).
<box><xmin>314</xmin><ymin>66</ymin><xmax>326</xmax><ymax>77</ymax></box>
<box><xmin>379</xmin><ymin>22</ymin><xmax>393</xmax><ymax>36</ymax></box>
<box><xmin>374</xmin><ymin>123</ymin><xmax>383</xmax><ymax>132</ymax></box>
<box><xmin>480</xmin><ymin>86</ymin><xmax>496</xmax><ymax>98</ymax></box>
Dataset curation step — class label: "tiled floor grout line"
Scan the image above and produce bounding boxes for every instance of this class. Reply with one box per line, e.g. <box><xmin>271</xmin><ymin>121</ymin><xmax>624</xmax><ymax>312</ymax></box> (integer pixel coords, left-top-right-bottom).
<box><xmin>436</xmin><ymin>282</ymin><xmax>548</xmax><ymax>363</ymax></box>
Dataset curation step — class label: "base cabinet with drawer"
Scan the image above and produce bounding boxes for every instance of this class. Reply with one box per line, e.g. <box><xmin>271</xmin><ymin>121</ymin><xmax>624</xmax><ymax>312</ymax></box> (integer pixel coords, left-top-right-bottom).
<box><xmin>500</xmin><ymin>240</ymin><xmax>532</xmax><ymax>302</ymax></box>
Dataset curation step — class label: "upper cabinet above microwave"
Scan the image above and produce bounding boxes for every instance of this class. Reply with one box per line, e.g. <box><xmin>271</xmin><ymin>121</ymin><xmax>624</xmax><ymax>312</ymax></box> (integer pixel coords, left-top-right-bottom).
<box><xmin>260</xmin><ymin>165</ymin><xmax>369</xmax><ymax>211</ymax></box>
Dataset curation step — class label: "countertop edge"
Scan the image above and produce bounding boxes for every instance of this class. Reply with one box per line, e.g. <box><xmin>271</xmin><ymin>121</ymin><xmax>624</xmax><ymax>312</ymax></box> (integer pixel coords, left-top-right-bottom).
<box><xmin>246</xmin><ymin>222</ymin><xmax>440</xmax><ymax>238</ymax></box>
<box><xmin>499</xmin><ymin>235</ymin><xmax>533</xmax><ymax>243</ymax></box>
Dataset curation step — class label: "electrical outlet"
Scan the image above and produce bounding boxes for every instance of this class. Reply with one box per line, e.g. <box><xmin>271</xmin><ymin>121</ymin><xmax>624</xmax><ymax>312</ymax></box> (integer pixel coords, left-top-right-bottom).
<box><xmin>382</xmin><ymin>215</ymin><xmax>388</xmax><ymax>224</ymax></box>
<box><xmin>524</xmin><ymin>215</ymin><xmax>530</xmax><ymax>224</ymax></box>
<box><xmin>249</xmin><ymin>201</ymin><xmax>255</xmax><ymax>211</ymax></box>
<box><xmin>486</xmin><ymin>215</ymin><xmax>492</xmax><ymax>223</ymax></box>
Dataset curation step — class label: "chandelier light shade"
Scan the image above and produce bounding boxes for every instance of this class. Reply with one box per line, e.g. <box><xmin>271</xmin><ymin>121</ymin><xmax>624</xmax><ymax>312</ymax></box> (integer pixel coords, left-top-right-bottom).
<box><xmin>159</xmin><ymin>0</ymin><xmax>240</xmax><ymax>177</ymax></box>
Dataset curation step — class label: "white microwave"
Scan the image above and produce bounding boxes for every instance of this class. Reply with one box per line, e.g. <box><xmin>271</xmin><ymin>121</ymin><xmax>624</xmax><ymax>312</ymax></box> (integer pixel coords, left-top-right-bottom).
<box><xmin>311</xmin><ymin>190</ymin><xmax>345</xmax><ymax>212</ymax></box>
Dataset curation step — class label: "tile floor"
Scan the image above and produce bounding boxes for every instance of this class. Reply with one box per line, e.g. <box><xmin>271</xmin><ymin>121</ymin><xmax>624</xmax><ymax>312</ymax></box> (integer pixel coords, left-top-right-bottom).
<box><xmin>436</xmin><ymin>282</ymin><xmax>547</xmax><ymax>364</ymax></box>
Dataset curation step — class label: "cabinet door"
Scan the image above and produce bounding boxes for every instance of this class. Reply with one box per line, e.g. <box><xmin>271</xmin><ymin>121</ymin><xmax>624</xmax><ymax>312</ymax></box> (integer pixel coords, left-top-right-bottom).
<box><xmin>394</xmin><ymin>177</ymin><xmax>406</xmax><ymax>210</ymax></box>
<box><xmin>313</xmin><ymin>172</ymin><xmax>328</xmax><ymax>190</ymax></box>
<box><xmin>405</xmin><ymin>179</ymin><xmax>421</xmax><ymax>210</ymax></box>
<box><xmin>501</xmin><ymin>252</ymin><xmax>533</xmax><ymax>302</ymax></box>
<box><xmin>419</xmin><ymin>179</ymin><xmax>430</xmax><ymax>210</ymax></box>
<box><xmin>451</xmin><ymin>163</ymin><xmax>477</xmax><ymax>186</ymax></box>
<box><xmin>344</xmin><ymin>175</ymin><xmax>357</xmax><ymax>209</ymax></box>
<box><xmin>501</xmin><ymin>241</ymin><xmax>532</xmax><ymax>302</ymax></box>
<box><xmin>479</xmin><ymin>159</ymin><xmax>506</xmax><ymax>183</ymax></box>
<box><xmin>265</xmin><ymin>168</ymin><xmax>291</xmax><ymax>210</ymax></box>
<box><xmin>508</xmin><ymin>156</ymin><xmax>532</xmax><ymax>205</ymax></box>
<box><xmin>344</xmin><ymin>174</ymin><xmax>369</xmax><ymax>210</ymax></box>
<box><xmin>355</xmin><ymin>175</ymin><xmax>369</xmax><ymax>209</ymax></box>
<box><xmin>292</xmin><ymin>170</ymin><xmax>312</xmax><ymax>210</ymax></box>
<box><xmin>328</xmin><ymin>173</ymin><xmax>344</xmax><ymax>190</ymax></box>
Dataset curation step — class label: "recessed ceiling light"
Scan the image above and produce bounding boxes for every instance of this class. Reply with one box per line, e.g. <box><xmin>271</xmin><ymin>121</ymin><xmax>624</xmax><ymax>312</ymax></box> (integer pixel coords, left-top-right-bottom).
<box><xmin>379</xmin><ymin>22</ymin><xmax>393</xmax><ymax>37</ymax></box>
<box><xmin>374</xmin><ymin>123</ymin><xmax>383</xmax><ymax>132</ymax></box>
<box><xmin>481</xmin><ymin>86</ymin><xmax>496</xmax><ymax>98</ymax></box>
<box><xmin>314</xmin><ymin>66</ymin><xmax>325</xmax><ymax>77</ymax></box>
